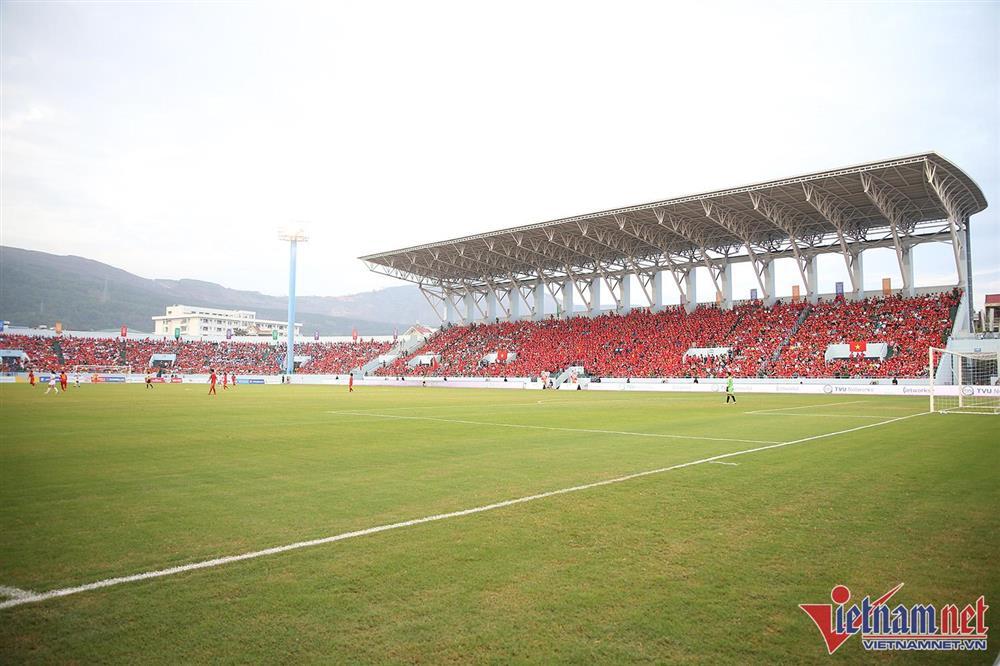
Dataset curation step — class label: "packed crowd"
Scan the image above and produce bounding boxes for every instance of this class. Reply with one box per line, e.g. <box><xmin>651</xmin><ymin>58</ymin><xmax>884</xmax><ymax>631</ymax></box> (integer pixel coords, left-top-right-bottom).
<box><xmin>678</xmin><ymin>300</ymin><xmax>807</xmax><ymax>378</ymax></box>
<box><xmin>377</xmin><ymin>300</ymin><xmax>807</xmax><ymax>379</ymax></box>
<box><xmin>1</xmin><ymin>291</ymin><xmax>959</xmax><ymax>379</ymax></box>
<box><xmin>296</xmin><ymin>340</ymin><xmax>391</xmax><ymax>374</ymax></box>
<box><xmin>377</xmin><ymin>291</ymin><xmax>958</xmax><ymax>379</ymax></box>
<box><xmin>0</xmin><ymin>334</ymin><xmax>392</xmax><ymax>375</ymax></box>
<box><xmin>768</xmin><ymin>290</ymin><xmax>960</xmax><ymax>378</ymax></box>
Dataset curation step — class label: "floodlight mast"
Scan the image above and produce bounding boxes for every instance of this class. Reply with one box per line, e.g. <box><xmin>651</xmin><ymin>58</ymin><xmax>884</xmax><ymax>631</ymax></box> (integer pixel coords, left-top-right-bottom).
<box><xmin>279</xmin><ymin>229</ymin><xmax>308</xmax><ymax>376</ymax></box>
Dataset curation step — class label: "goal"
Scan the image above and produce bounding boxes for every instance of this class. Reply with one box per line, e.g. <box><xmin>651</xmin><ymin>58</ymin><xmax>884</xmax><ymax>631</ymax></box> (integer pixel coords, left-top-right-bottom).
<box><xmin>929</xmin><ymin>347</ymin><xmax>1000</xmax><ymax>414</ymax></box>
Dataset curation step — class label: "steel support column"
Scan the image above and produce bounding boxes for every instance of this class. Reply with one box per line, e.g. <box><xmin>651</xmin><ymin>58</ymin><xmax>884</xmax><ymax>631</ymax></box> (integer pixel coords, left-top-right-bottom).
<box><xmin>900</xmin><ymin>246</ymin><xmax>915</xmax><ymax>297</ymax></box>
<box><xmin>805</xmin><ymin>257</ymin><xmax>819</xmax><ymax>304</ymax></box>
<box><xmin>684</xmin><ymin>269</ymin><xmax>697</xmax><ymax>313</ymax></box>
<box><xmin>445</xmin><ymin>295</ymin><xmax>460</xmax><ymax>323</ymax></box>
<box><xmin>803</xmin><ymin>183</ymin><xmax>865</xmax><ymax>300</ymax></box>
<box><xmin>511</xmin><ymin>288</ymin><xmax>523</xmax><ymax>320</ymax></box>
<box><xmin>652</xmin><ymin>271</ymin><xmax>664</xmax><ymax>312</ymax></box>
<box><xmin>762</xmin><ymin>262</ymin><xmax>776</xmax><ymax>306</ymax></box>
<box><xmin>562</xmin><ymin>280</ymin><xmax>574</xmax><ymax>319</ymax></box>
<box><xmin>464</xmin><ymin>291</ymin><xmax>476</xmax><ymax>323</ymax></box>
<box><xmin>590</xmin><ymin>278</ymin><xmax>602</xmax><ymax>317</ymax></box>
<box><xmin>861</xmin><ymin>172</ymin><xmax>918</xmax><ymax>297</ymax></box>
<box><xmin>850</xmin><ymin>250</ymin><xmax>865</xmax><ymax>301</ymax></box>
<box><xmin>620</xmin><ymin>276</ymin><xmax>632</xmax><ymax>314</ymax></box>
<box><xmin>486</xmin><ymin>290</ymin><xmax>498</xmax><ymax>321</ymax></box>
<box><xmin>720</xmin><ymin>262</ymin><xmax>733</xmax><ymax>309</ymax></box>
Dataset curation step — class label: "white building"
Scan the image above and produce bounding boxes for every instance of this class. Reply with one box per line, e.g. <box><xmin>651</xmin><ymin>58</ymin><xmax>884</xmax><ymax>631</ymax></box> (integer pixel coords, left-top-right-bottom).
<box><xmin>152</xmin><ymin>305</ymin><xmax>302</xmax><ymax>338</ymax></box>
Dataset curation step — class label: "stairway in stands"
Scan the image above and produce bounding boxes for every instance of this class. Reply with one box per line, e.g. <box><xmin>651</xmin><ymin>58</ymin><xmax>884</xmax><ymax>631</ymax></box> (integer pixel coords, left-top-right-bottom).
<box><xmin>759</xmin><ymin>304</ymin><xmax>812</xmax><ymax>376</ymax></box>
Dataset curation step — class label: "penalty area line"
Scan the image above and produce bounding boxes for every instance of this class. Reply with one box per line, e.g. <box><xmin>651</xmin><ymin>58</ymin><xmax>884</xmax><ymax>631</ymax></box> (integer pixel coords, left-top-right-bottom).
<box><xmin>0</xmin><ymin>411</ymin><xmax>928</xmax><ymax>611</ymax></box>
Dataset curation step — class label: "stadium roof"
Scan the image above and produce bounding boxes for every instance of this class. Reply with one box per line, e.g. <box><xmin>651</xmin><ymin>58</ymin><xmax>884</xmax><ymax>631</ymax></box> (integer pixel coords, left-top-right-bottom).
<box><xmin>361</xmin><ymin>152</ymin><xmax>986</xmax><ymax>289</ymax></box>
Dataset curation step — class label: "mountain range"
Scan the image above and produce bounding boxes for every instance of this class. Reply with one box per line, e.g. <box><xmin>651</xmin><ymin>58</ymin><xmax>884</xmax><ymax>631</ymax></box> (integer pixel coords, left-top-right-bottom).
<box><xmin>0</xmin><ymin>246</ymin><xmax>438</xmax><ymax>335</ymax></box>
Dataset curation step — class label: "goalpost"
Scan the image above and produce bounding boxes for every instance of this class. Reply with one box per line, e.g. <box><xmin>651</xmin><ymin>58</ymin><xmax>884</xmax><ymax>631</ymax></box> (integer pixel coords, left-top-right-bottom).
<box><xmin>929</xmin><ymin>347</ymin><xmax>1000</xmax><ymax>414</ymax></box>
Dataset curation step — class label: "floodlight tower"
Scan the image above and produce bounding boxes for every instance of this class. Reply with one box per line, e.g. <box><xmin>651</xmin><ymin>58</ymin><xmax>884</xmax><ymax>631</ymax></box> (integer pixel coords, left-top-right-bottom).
<box><xmin>279</xmin><ymin>228</ymin><xmax>308</xmax><ymax>376</ymax></box>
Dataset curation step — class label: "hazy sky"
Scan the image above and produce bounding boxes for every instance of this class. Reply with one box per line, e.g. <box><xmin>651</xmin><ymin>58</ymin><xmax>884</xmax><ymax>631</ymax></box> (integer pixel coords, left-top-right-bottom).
<box><xmin>2</xmin><ymin>0</ymin><xmax>997</xmax><ymax>308</ymax></box>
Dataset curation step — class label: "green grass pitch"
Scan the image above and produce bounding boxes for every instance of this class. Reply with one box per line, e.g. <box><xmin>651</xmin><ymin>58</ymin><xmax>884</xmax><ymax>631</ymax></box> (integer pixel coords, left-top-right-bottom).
<box><xmin>1</xmin><ymin>383</ymin><xmax>997</xmax><ymax>663</ymax></box>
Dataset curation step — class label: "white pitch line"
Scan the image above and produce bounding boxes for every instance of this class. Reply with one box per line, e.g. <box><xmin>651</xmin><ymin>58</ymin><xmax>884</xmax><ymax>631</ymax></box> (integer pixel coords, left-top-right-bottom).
<box><xmin>780</xmin><ymin>412</ymin><xmax>930</xmax><ymax>445</ymax></box>
<box><xmin>0</xmin><ymin>411</ymin><xmax>929</xmax><ymax>611</ymax></box>
<box><xmin>0</xmin><ymin>586</ymin><xmax>37</xmax><ymax>600</ymax></box>
<box><xmin>325</xmin><ymin>410</ymin><xmax>779</xmax><ymax>445</ymax></box>
<box><xmin>709</xmin><ymin>461</ymin><xmax>740</xmax><ymax>466</ymax></box>
<box><xmin>743</xmin><ymin>412</ymin><xmax>890</xmax><ymax>419</ymax></box>
<box><xmin>330</xmin><ymin>397</ymin><xmax>690</xmax><ymax>414</ymax></box>
<box><xmin>744</xmin><ymin>400</ymin><xmax>868</xmax><ymax>415</ymax></box>
<box><xmin>322</xmin><ymin>399</ymin><xmax>590</xmax><ymax>414</ymax></box>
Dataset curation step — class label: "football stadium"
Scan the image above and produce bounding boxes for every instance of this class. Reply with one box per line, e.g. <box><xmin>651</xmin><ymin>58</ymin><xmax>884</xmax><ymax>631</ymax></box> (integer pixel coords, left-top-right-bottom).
<box><xmin>2</xmin><ymin>3</ymin><xmax>999</xmax><ymax>664</ymax></box>
<box><xmin>2</xmin><ymin>150</ymin><xmax>998</xmax><ymax>662</ymax></box>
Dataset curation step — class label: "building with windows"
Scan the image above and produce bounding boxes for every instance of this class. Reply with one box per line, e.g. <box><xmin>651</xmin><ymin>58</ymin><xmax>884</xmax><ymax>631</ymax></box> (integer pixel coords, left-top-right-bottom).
<box><xmin>152</xmin><ymin>305</ymin><xmax>302</xmax><ymax>338</ymax></box>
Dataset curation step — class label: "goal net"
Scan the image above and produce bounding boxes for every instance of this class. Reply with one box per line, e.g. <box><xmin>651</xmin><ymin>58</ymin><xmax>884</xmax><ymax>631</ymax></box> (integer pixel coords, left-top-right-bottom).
<box><xmin>929</xmin><ymin>347</ymin><xmax>1000</xmax><ymax>414</ymax></box>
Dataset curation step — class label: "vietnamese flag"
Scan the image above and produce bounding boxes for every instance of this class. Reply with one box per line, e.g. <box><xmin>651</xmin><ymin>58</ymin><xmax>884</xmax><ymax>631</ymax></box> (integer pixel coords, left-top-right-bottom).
<box><xmin>849</xmin><ymin>341</ymin><xmax>867</xmax><ymax>353</ymax></box>
<box><xmin>497</xmin><ymin>348</ymin><xmax>508</xmax><ymax>362</ymax></box>
<box><xmin>352</xmin><ymin>327</ymin><xmax>358</xmax><ymax>342</ymax></box>
<box><xmin>120</xmin><ymin>325</ymin><xmax>128</xmax><ymax>338</ymax></box>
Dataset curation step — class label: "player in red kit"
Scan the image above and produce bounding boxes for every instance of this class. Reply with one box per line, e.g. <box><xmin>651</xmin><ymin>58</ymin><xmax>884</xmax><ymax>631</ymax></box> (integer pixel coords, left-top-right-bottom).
<box><xmin>230</xmin><ymin>373</ymin><xmax>237</xmax><ymax>388</ymax></box>
<box><xmin>28</xmin><ymin>370</ymin><xmax>35</xmax><ymax>386</ymax></box>
<box><xmin>222</xmin><ymin>372</ymin><xmax>229</xmax><ymax>390</ymax></box>
<box><xmin>348</xmin><ymin>373</ymin><xmax>354</xmax><ymax>393</ymax></box>
<box><xmin>59</xmin><ymin>370</ymin><xmax>68</xmax><ymax>392</ymax></box>
<box><xmin>209</xmin><ymin>369</ymin><xmax>217</xmax><ymax>395</ymax></box>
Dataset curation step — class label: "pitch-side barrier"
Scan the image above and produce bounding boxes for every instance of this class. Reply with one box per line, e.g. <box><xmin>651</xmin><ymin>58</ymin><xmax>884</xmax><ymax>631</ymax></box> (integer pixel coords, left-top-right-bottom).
<box><xmin>6</xmin><ymin>372</ymin><xmax>997</xmax><ymax>398</ymax></box>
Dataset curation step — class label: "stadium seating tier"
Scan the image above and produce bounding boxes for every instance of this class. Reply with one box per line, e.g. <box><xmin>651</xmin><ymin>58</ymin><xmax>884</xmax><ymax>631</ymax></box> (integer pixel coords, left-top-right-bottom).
<box><xmin>0</xmin><ymin>291</ymin><xmax>960</xmax><ymax>379</ymax></box>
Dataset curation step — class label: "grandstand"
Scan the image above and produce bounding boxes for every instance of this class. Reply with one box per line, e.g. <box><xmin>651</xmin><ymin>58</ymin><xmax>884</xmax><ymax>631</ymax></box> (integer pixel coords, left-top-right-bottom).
<box><xmin>358</xmin><ymin>152</ymin><xmax>992</xmax><ymax>387</ymax></box>
<box><xmin>0</xmin><ymin>333</ymin><xmax>392</xmax><ymax>377</ymax></box>
<box><xmin>361</xmin><ymin>153</ymin><xmax>983</xmax><ymax>324</ymax></box>
<box><xmin>0</xmin><ymin>153</ymin><xmax>991</xmax><ymax>390</ymax></box>
<box><xmin>1</xmin><ymin>154</ymin><xmax>996</xmax><ymax>664</ymax></box>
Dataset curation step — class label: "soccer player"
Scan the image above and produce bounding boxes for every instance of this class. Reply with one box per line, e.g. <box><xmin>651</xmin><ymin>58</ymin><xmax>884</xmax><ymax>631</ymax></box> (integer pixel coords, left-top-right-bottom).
<box><xmin>74</xmin><ymin>372</ymin><xmax>80</xmax><ymax>388</ymax></box>
<box><xmin>348</xmin><ymin>372</ymin><xmax>354</xmax><ymax>393</ymax></box>
<box><xmin>230</xmin><ymin>372</ymin><xmax>236</xmax><ymax>388</ymax></box>
<box><xmin>222</xmin><ymin>372</ymin><xmax>229</xmax><ymax>391</ymax></box>
<box><xmin>28</xmin><ymin>370</ymin><xmax>35</xmax><ymax>387</ymax></box>
<box><xmin>725</xmin><ymin>373</ymin><xmax>736</xmax><ymax>404</ymax></box>
<box><xmin>44</xmin><ymin>372</ymin><xmax>60</xmax><ymax>396</ymax></box>
<box><xmin>208</xmin><ymin>369</ymin><xmax>217</xmax><ymax>395</ymax></box>
<box><xmin>59</xmin><ymin>370</ymin><xmax>68</xmax><ymax>392</ymax></box>
<box><xmin>145</xmin><ymin>370</ymin><xmax>154</xmax><ymax>389</ymax></box>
